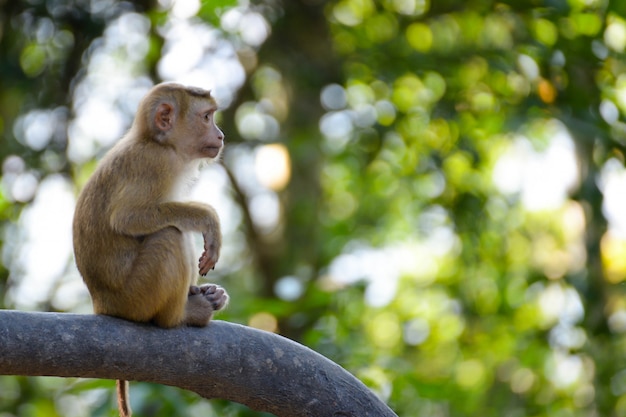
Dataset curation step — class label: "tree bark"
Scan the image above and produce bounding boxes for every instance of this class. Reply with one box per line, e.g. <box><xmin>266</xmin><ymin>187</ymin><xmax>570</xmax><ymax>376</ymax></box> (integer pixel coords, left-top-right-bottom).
<box><xmin>0</xmin><ymin>310</ymin><xmax>397</xmax><ymax>417</ymax></box>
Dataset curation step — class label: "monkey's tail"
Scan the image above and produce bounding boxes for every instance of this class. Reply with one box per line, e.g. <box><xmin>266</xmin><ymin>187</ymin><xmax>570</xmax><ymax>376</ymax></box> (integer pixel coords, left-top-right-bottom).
<box><xmin>116</xmin><ymin>379</ymin><xmax>132</xmax><ymax>417</ymax></box>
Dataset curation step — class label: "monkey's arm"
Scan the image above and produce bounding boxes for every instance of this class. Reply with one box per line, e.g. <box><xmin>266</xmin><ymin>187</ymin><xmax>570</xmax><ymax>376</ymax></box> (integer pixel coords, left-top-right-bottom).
<box><xmin>104</xmin><ymin>142</ymin><xmax>219</xmax><ymax>238</ymax></box>
<box><xmin>110</xmin><ymin>200</ymin><xmax>221</xmax><ymax>273</ymax></box>
<box><xmin>110</xmin><ymin>201</ymin><xmax>220</xmax><ymax>237</ymax></box>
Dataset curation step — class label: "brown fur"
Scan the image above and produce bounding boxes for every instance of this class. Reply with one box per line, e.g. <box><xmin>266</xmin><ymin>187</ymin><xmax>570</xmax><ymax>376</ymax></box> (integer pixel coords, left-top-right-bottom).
<box><xmin>73</xmin><ymin>83</ymin><xmax>229</xmax><ymax>416</ymax></box>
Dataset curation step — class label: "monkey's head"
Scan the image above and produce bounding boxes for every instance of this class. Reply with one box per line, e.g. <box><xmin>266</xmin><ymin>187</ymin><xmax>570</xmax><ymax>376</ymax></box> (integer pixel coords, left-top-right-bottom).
<box><xmin>137</xmin><ymin>83</ymin><xmax>225</xmax><ymax>161</ymax></box>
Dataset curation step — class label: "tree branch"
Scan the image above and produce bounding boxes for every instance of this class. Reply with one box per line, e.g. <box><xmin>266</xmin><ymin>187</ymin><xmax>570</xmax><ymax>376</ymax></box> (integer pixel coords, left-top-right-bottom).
<box><xmin>0</xmin><ymin>311</ymin><xmax>397</xmax><ymax>417</ymax></box>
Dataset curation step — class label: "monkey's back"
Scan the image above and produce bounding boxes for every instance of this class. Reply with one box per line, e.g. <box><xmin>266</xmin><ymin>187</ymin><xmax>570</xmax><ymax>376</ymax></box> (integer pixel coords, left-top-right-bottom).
<box><xmin>73</xmin><ymin>135</ymin><xmax>181</xmax><ymax>294</ymax></box>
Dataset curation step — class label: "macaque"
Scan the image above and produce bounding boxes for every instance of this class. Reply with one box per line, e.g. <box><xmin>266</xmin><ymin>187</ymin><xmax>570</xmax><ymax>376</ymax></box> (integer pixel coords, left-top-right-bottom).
<box><xmin>72</xmin><ymin>83</ymin><xmax>229</xmax><ymax>417</ymax></box>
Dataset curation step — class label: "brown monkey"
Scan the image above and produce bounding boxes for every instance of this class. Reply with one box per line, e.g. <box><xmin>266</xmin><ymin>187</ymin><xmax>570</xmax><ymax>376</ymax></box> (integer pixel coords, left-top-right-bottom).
<box><xmin>72</xmin><ymin>83</ymin><xmax>229</xmax><ymax>417</ymax></box>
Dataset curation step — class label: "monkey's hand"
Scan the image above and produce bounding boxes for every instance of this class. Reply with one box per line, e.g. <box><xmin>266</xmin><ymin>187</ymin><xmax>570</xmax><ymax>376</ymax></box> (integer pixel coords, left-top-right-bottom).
<box><xmin>199</xmin><ymin>232</ymin><xmax>220</xmax><ymax>276</ymax></box>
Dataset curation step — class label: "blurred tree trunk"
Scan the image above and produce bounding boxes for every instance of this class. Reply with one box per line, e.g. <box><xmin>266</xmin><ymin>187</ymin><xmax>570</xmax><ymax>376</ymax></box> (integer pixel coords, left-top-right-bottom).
<box><xmin>223</xmin><ymin>1</ymin><xmax>342</xmax><ymax>300</ymax></box>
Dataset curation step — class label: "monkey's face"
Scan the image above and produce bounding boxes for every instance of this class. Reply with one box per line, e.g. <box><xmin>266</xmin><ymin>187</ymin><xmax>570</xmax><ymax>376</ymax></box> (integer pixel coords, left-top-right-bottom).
<box><xmin>198</xmin><ymin>106</ymin><xmax>225</xmax><ymax>159</ymax></box>
<box><xmin>176</xmin><ymin>99</ymin><xmax>224</xmax><ymax>161</ymax></box>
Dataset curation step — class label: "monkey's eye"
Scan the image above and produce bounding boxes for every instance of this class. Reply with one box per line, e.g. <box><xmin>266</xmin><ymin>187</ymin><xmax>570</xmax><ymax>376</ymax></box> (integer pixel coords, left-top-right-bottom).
<box><xmin>204</xmin><ymin>111</ymin><xmax>215</xmax><ymax>122</ymax></box>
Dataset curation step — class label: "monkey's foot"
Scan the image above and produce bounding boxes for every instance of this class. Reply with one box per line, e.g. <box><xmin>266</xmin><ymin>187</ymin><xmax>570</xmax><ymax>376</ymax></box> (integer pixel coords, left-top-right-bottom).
<box><xmin>189</xmin><ymin>284</ymin><xmax>229</xmax><ymax>312</ymax></box>
<box><xmin>185</xmin><ymin>284</ymin><xmax>229</xmax><ymax>326</ymax></box>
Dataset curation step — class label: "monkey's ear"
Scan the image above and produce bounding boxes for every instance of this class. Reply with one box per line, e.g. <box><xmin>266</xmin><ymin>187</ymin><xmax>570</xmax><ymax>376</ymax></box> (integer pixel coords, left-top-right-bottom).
<box><xmin>154</xmin><ymin>102</ymin><xmax>175</xmax><ymax>132</ymax></box>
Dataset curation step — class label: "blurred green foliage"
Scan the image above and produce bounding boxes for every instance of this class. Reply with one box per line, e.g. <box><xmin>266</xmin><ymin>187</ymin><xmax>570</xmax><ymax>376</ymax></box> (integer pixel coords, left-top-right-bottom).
<box><xmin>2</xmin><ymin>0</ymin><xmax>626</xmax><ymax>416</ymax></box>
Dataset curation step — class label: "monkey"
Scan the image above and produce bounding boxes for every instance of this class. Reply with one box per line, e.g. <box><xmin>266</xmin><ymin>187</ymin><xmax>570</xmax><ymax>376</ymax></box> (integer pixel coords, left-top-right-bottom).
<box><xmin>72</xmin><ymin>82</ymin><xmax>229</xmax><ymax>417</ymax></box>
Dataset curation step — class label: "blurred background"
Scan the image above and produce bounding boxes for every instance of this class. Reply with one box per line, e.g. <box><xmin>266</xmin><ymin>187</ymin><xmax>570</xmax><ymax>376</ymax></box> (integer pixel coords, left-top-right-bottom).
<box><xmin>1</xmin><ymin>0</ymin><xmax>626</xmax><ymax>416</ymax></box>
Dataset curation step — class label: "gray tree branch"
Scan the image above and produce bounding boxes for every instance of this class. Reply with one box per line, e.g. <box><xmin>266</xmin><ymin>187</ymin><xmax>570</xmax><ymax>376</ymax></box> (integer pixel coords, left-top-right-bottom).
<box><xmin>0</xmin><ymin>310</ymin><xmax>398</xmax><ymax>417</ymax></box>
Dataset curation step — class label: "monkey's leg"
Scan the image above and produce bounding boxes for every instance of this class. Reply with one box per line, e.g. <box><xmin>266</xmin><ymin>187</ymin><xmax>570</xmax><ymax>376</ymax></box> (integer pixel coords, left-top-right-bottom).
<box><xmin>120</xmin><ymin>227</ymin><xmax>191</xmax><ymax>327</ymax></box>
